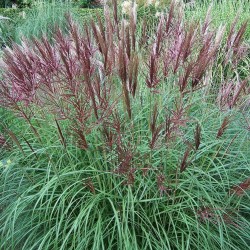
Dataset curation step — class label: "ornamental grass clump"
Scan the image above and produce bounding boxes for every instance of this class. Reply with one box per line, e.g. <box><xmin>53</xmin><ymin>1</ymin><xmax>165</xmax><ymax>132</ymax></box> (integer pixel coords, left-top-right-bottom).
<box><xmin>0</xmin><ymin>1</ymin><xmax>249</xmax><ymax>249</ymax></box>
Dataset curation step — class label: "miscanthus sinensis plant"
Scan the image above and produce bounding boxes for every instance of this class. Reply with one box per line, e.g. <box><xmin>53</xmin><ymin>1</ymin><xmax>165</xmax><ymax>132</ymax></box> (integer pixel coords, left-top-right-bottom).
<box><xmin>0</xmin><ymin>1</ymin><xmax>249</xmax><ymax>249</ymax></box>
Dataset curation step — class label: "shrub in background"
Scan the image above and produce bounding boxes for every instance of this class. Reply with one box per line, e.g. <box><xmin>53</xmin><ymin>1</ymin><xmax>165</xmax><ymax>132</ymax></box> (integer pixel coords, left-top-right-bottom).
<box><xmin>72</xmin><ymin>0</ymin><xmax>95</xmax><ymax>8</ymax></box>
<box><xmin>0</xmin><ymin>0</ymin><xmax>12</xmax><ymax>8</ymax></box>
<box><xmin>0</xmin><ymin>0</ymin><xmax>33</xmax><ymax>8</ymax></box>
<box><xmin>0</xmin><ymin>1</ymin><xmax>249</xmax><ymax>249</ymax></box>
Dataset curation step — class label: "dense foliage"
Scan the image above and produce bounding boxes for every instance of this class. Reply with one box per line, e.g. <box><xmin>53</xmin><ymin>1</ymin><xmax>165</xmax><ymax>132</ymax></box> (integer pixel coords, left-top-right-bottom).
<box><xmin>0</xmin><ymin>0</ymin><xmax>32</xmax><ymax>8</ymax></box>
<box><xmin>0</xmin><ymin>1</ymin><xmax>249</xmax><ymax>249</ymax></box>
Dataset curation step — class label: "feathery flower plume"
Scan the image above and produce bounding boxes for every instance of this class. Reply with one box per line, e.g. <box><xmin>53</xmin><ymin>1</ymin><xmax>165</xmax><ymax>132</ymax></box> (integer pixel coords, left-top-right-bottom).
<box><xmin>217</xmin><ymin>116</ymin><xmax>230</xmax><ymax>138</ymax></box>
